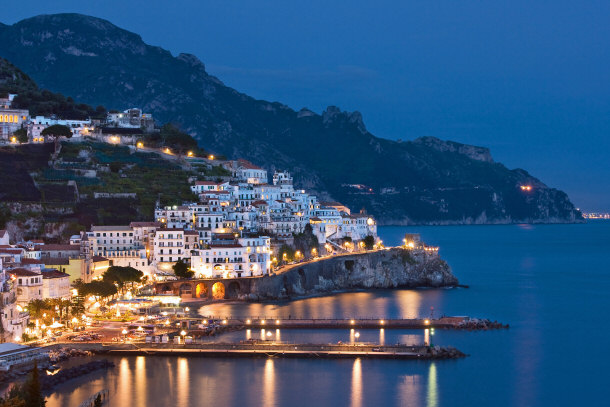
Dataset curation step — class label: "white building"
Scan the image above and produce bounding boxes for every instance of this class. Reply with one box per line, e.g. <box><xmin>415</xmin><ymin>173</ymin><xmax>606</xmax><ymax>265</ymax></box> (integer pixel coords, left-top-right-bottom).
<box><xmin>41</xmin><ymin>269</ymin><xmax>71</xmax><ymax>300</ymax></box>
<box><xmin>190</xmin><ymin>235</ymin><xmax>271</xmax><ymax>278</ymax></box>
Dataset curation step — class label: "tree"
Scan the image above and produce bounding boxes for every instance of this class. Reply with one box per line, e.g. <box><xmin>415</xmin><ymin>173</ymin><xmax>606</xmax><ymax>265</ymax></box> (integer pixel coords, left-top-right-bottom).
<box><xmin>293</xmin><ymin>224</ymin><xmax>319</xmax><ymax>258</ymax></box>
<box><xmin>172</xmin><ymin>259</ymin><xmax>194</xmax><ymax>279</ymax></box>
<box><xmin>41</xmin><ymin>124</ymin><xmax>72</xmax><ymax>153</ymax></box>
<box><xmin>80</xmin><ymin>281</ymin><xmax>117</xmax><ymax>301</ymax></box>
<box><xmin>278</xmin><ymin>244</ymin><xmax>295</xmax><ymax>263</ymax></box>
<box><xmin>22</xmin><ymin>363</ymin><xmax>45</xmax><ymax>407</ymax></box>
<box><xmin>363</xmin><ymin>235</ymin><xmax>375</xmax><ymax>250</ymax></box>
<box><xmin>102</xmin><ymin>266</ymin><xmax>143</xmax><ymax>293</ymax></box>
<box><xmin>13</xmin><ymin>128</ymin><xmax>28</xmax><ymax>143</ymax></box>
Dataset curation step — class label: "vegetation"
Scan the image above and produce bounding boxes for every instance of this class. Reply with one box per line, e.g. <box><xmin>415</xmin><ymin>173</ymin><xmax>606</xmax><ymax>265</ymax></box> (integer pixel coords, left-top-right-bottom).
<box><xmin>79</xmin><ymin>281</ymin><xmax>118</xmax><ymax>301</ymax></box>
<box><xmin>0</xmin><ymin>363</ymin><xmax>45</xmax><ymax>407</ymax></box>
<box><xmin>363</xmin><ymin>235</ymin><xmax>375</xmax><ymax>250</ymax></box>
<box><xmin>173</xmin><ymin>259</ymin><xmax>194</xmax><ymax>279</ymax></box>
<box><xmin>293</xmin><ymin>224</ymin><xmax>319</xmax><ymax>258</ymax></box>
<box><xmin>0</xmin><ymin>57</ymin><xmax>105</xmax><ymax>120</ymax></box>
<box><xmin>13</xmin><ymin>128</ymin><xmax>28</xmax><ymax>143</ymax></box>
<box><xmin>102</xmin><ymin>266</ymin><xmax>143</xmax><ymax>293</ymax></box>
<box><xmin>41</xmin><ymin>124</ymin><xmax>72</xmax><ymax>153</ymax></box>
<box><xmin>278</xmin><ymin>244</ymin><xmax>295</xmax><ymax>263</ymax></box>
<box><xmin>140</xmin><ymin>124</ymin><xmax>206</xmax><ymax>155</ymax></box>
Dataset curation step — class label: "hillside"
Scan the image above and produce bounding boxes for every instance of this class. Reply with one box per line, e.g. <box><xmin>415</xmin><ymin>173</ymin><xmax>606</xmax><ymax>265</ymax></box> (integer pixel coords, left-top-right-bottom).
<box><xmin>0</xmin><ymin>13</ymin><xmax>582</xmax><ymax>224</ymax></box>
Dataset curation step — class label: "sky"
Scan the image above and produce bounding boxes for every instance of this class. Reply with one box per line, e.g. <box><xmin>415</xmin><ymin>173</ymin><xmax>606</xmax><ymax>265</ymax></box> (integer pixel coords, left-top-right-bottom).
<box><xmin>3</xmin><ymin>1</ymin><xmax>610</xmax><ymax>210</ymax></box>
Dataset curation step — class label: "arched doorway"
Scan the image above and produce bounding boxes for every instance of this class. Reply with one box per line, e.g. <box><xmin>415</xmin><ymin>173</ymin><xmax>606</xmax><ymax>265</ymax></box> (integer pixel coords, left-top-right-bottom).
<box><xmin>212</xmin><ymin>282</ymin><xmax>225</xmax><ymax>300</ymax></box>
<box><xmin>179</xmin><ymin>283</ymin><xmax>192</xmax><ymax>297</ymax></box>
<box><xmin>195</xmin><ymin>283</ymin><xmax>208</xmax><ymax>298</ymax></box>
<box><xmin>226</xmin><ymin>281</ymin><xmax>241</xmax><ymax>299</ymax></box>
<box><xmin>160</xmin><ymin>284</ymin><xmax>172</xmax><ymax>294</ymax></box>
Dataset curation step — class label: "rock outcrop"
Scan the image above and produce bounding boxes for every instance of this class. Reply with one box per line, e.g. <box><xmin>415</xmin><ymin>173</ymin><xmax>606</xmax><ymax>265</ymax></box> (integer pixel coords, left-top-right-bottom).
<box><xmin>241</xmin><ymin>248</ymin><xmax>458</xmax><ymax>301</ymax></box>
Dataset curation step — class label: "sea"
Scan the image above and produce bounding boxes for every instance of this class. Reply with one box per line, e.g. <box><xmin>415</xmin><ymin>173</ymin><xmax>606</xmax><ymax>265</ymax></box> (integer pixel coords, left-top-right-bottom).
<box><xmin>46</xmin><ymin>221</ymin><xmax>610</xmax><ymax>407</ymax></box>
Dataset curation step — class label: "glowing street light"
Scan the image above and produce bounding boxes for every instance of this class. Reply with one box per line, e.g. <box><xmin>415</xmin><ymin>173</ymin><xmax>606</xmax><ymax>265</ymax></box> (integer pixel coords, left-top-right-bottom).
<box><xmin>209</xmin><ymin>155</ymin><xmax>214</xmax><ymax>160</ymax></box>
<box><xmin>136</xmin><ymin>142</ymin><xmax>143</xmax><ymax>148</ymax></box>
<box><xmin>187</xmin><ymin>151</ymin><xmax>194</xmax><ymax>157</ymax></box>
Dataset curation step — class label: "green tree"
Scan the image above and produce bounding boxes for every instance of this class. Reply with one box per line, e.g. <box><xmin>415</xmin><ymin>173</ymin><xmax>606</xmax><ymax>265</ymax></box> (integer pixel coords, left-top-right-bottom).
<box><xmin>363</xmin><ymin>235</ymin><xmax>375</xmax><ymax>250</ymax></box>
<box><xmin>41</xmin><ymin>124</ymin><xmax>72</xmax><ymax>153</ymax></box>
<box><xmin>80</xmin><ymin>281</ymin><xmax>117</xmax><ymax>301</ymax></box>
<box><xmin>22</xmin><ymin>363</ymin><xmax>45</xmax><ymax>407</ymax></box>
<box><xmin>278</xmin><ymin>244</ymin><xmax>295</xmax><ymax>263</ymax></box>
<box><xmin>13</xmin><ymin>128</ymin><xmax>28</xmax><ymax>143</ymax></box>
<box><xmin>102</xmin><ymin>266</ymin><xmax>143</xmax><ymax>293</ymax></box>
<box><xmin>172</xmin><ymin>259</ymin><xmax>194</xmax><ymax>279</ymax></box>
<box><xmin>293</xmin><ymin>224</ymin><xmax>319</xmax><ymax>258</ymax></box>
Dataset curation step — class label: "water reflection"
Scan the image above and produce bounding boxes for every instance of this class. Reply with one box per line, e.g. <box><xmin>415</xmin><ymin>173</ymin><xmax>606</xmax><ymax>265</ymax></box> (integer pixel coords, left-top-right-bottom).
<box><xmin>379</xmin><ymin>329</ymin><xmax>385</xmax><ymax>345</ymax></box>
<box><xmin>177</xmin><ymin>357</ymin><xmax>189</xmax><ymax>407</ymax></box>
<box><xmin>398</xmin><ymin>374</ymin><xmax>421</xmax><ymax>406</ymax></box>
<box><xmin>246</xmin><ymin>329</ymin><xmax>251</xmax><ymax>340</ymax></box>
<box><xmin>427</xmin><ymin>363</ymin><xmax>438</xmax><ymax>407</ymax></box>
<box><xmin>350</xmin><ymin>358</ymin><xmax>362</xmax><ymax>407</ymax></box>
<box><xmin>135</xmin><ymin>356</ymin><xmax>147</xmax><ymax>407</ymax></box>
<box><xmin>263</xmin><ymin>358</ymin><xmax>275</xmax><ymax>407</ymax></box>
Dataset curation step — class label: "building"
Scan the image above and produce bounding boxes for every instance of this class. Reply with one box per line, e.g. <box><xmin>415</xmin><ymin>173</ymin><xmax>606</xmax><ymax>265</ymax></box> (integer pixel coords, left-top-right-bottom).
<box><xmin>0</xmin><ymin>109</ymin><xmax>29</xmax><ymax>141</ymax></box>
<box><xmin>8</xmin><ymin>268</ymin><xmax>43</xmax><ymax>305</ymax></box>
<box><xmin>0</xmin><ymin>267</ymin><xmax>29</xmax><ymax>343</ymax></box>
<box><xmin>0</xmin><ymin>343</ymin><xmax>48</xmax><ymax>370</ymax></box>
<box><xmin>41</xmin><ymin>269</ymin><xmax>71</xmax><ymax>300</ymax></box>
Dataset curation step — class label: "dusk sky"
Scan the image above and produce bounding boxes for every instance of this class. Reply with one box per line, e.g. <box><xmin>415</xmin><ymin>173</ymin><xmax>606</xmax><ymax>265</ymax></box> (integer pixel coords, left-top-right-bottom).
<box><xmin>4</xmin><ymin>1</ymin><xmax>609</xmax><ymax>210</ymax></box>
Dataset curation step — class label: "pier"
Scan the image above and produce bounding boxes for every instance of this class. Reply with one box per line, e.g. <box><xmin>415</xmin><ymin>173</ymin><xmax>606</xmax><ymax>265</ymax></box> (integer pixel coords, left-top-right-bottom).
<box><xmin>184</xmin><ymin>316</ymin><xmax>508</xmax><ymax>331</ymax></box>
<box><xmin>60</xmin><ymin>342</ymin><xmax>466</xmax><ymax>360</ymax></box>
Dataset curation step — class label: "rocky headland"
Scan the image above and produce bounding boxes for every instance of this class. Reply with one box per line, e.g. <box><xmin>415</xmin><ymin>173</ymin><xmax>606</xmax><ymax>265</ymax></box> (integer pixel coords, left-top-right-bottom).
<box><xmin>240</xmin><ymin>248</ymin><xmax>458</xmax><ymax>301</ymax></box>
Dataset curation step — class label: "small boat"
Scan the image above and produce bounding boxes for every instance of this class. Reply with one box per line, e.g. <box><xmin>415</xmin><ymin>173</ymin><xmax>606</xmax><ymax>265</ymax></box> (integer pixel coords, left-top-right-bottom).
<box><xmin>46</xmin><ymin>364</ymin><xmax>60</xmax><ymax>372</ymax></box>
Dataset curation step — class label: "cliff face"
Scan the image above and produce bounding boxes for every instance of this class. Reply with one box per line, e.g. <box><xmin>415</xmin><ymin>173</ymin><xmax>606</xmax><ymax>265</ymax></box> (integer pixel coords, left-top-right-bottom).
<box><xmin>242</xmin><ymin>248</ymin><xmax>458</xmax><ymax>301</ymax></box>
<box><xmin>0</xmin><ymin>14</ymin><xmax>583</xmax><ymax>225</ymax></box>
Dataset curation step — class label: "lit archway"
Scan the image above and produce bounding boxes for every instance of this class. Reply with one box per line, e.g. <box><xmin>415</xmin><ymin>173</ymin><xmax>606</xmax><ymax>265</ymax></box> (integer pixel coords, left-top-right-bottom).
<box><xmin>195</xmin><ymin>283</ymin><xmax>208</xmax><ymax>298</ymax></box>
<box><xmin>212</xmin><ymin>282</ymin><xmax>225</xmax><ymax>300</ymax></box>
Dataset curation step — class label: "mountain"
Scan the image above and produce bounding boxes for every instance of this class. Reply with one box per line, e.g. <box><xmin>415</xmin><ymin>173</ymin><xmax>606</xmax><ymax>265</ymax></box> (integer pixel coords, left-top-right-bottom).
<box><xmin>0</xmin><ymin>14</ymin><xmax>582</xmax><ymax>224</ymax></box>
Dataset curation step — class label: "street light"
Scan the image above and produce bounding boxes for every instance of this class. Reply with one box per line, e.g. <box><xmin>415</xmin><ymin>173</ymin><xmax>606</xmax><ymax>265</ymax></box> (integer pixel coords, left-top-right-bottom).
<box><xmin>122</xmin><ymin>328</ymin><xmax>128</xmax><ymax>340</ymax></box>
<box><xmin>180</xmin><ymin>330</ymin><xmax>187</xmax><ymax>343</ymax></box>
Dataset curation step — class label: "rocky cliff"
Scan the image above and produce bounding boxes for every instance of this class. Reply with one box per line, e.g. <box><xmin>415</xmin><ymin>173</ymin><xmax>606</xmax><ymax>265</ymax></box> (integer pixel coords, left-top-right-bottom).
<box><xmin>242</xmin><ymin>248</ymin><xmax>457</xmax><ymax>301</ymax></box>
<box><xmin>0</xmin><ymin>14</ymin><xmax>583</xmax><ymax>224</ymax></box>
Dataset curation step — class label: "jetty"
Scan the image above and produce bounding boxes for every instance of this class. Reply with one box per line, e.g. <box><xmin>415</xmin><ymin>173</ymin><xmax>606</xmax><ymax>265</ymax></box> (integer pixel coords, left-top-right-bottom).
<box><xmin>185</xmin><ymin>316</ymin><xmax>508</xmax><ymax>331</ymax></box>
<box><xmin>60</xmin><ymin>341</ymin><xmax>466</xmax><ymax>360</ymax></box>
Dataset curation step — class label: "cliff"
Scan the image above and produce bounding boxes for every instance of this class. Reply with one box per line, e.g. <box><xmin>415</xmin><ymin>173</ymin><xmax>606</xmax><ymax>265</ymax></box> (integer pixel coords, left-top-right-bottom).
<box><xmin>242</xmin><ymin>248</ymin><xmax>457</xmax><ymax>301</ymax></box>
<box><xmin>0</xmin><ymin>14</ymin><xmax>583</xmax><ymax>224</ymax></box>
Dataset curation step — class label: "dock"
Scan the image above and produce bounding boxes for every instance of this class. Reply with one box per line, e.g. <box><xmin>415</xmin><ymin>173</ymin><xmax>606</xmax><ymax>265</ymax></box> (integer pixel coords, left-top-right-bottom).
<box><xmin>188</xmin><ymin>316</ymin><xmax>508</xmax><ymax>331</ymax></box>
<box><xmin>62</xmin><ymin>342</ymin><xmax>466</xmax><ymax>360</ymax></box>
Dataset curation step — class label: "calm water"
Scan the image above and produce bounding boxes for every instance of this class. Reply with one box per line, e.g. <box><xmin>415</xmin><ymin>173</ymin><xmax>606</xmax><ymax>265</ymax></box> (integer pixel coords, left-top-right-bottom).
<box><xmin>47</xmin><ymin>222</ymin><xmax>610</xmax><ymax>407</ymax></box>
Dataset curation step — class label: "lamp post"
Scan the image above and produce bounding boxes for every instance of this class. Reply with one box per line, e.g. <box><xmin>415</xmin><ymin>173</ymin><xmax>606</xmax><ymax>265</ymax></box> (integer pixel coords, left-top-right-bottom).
<box><xmin>180</xmin><ymin>330</ymin><xmax>187</xmax><ymax>343</ymax></box>
<box><xmin>122</xmin><ymin>328</ymin><xmax>128</xmax><ymax>341</ymax></box>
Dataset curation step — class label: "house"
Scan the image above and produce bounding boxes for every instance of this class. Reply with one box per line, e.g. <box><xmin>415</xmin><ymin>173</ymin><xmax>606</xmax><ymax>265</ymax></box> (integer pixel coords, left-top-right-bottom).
<box><xmin>0</xmin><ymin>269</ymin><xmax>29</xmax><ymax>343</ymax></box>
<box><xmin>41</xmin><ymin>269</ymin><xmax>71</xmax><ymax>300</ymax></box>
<box><xmin>0</xmin><ymin>109</ymin><xmax>29</xmax><ymax>142</ymax></box>
<box><xmin>8</xmin><ymin>268</ymin><xmax>43</xmax><ymax>305</ymax></box>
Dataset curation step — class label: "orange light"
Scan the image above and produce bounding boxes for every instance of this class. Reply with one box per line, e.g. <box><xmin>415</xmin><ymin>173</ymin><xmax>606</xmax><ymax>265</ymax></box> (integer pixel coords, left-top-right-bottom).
<box><xmin>187</xmin><ymin>151</ymin><xmax>193</xmax><ymax>157</ymax></box>
<box><xmin>520</xmin><ymin>185</ymin><xmax>533</xmax><ymax>191</ymax></box>
<box><xmin>209</xmin><ymin>155</ymin><xmax>214</xmax><ymax>160</ymax></box>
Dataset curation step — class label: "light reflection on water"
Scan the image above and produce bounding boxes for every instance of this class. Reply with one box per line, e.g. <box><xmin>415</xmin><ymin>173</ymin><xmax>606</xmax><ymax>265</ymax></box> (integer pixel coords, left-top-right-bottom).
<box><xmin>350</xmin><ymin>358</ymin><xmax>362</xmax><ymax>407</ymax></box>
<box><xmin>44</xmin><ymin>223</ymin><xmax>610</xmax><ymax>407</ymax></box>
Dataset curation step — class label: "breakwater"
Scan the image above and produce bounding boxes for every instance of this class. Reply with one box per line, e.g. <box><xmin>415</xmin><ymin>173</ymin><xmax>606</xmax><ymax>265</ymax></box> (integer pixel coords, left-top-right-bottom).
<box><xmin>194</xmin><ymin>316</ymin><xmax>508</xmax><ymax>331</ymax></box>
<box><xmin>58</xmin><ymin>342</ymin><xmax>466</xmax><ymax>360</ymax></box>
